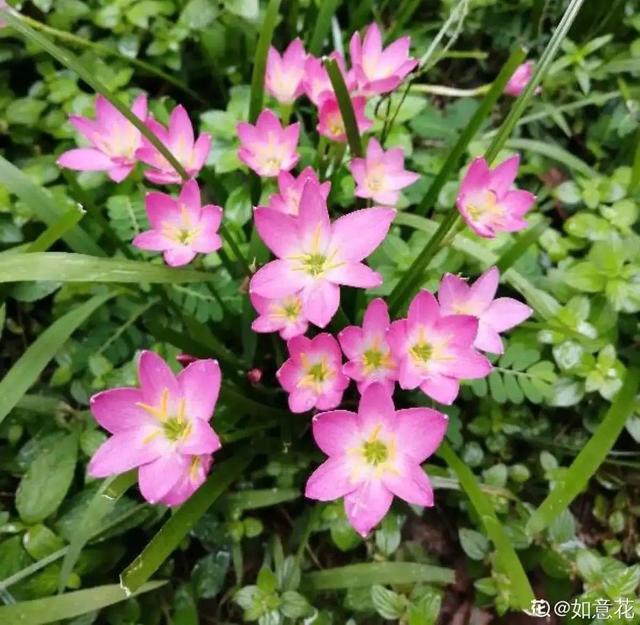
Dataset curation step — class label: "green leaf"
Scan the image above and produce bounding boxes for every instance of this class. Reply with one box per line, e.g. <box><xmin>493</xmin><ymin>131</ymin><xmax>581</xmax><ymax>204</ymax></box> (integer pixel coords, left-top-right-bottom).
<box><xmin>192</xmin><ymin>551</ymin><xmax>231</xmax><ymax>599</ymax></box>
<box><xmin>458</xmin><ymin>528</ymin><xmax>490</xmax><ymax>561</ymax></box>
<box><xmin>437</xmin><ymin>442</ymin><xmax>534</xmax><ymax>610</ymax></box>
<box><xmin>248</xmin><ymin>0</ymin><xmax>280</xmax><ymax>123</ymax></box>
<box><xmin>279</xmin><ymin>591</ymin><xmax>313</xmax><ymax>619</ymax></box>
<box><xmin>59</xmin><ymin>471</ymin><xmax>137</xmax><ymax>593</ymax></box>
<box><xmin>120</xmin><ymin>447</ymin><xmax>259</xmax><ymax>593</ymax></box>
<box><xmin>301</xmin><ymin>562</ymin><xmax>454</xmax><ymax>590</ymax></box>
<box><xmin>527</xmin><ymin>366</ymin><xmax>640</xmax><ymax>535</ymax></box>
<box><xmin>496</xmin><ymin>219</ymin><xmax>550</xmax><ymax>273</ymax></box>
<box><xmin>171</xmin><ymin>584</ymin><xmax>199</xmax><ymax>625</ymax></box>
<box><xmin>325</xmin><ymin>57</ymin><xmax>363</xmax><ymax>158</ymax></box>
<box><xmin>308</xmin><ymin>0</ymin><xmax>340</xmax><ymax>55</ymax></box>
<box><xmin>16</xmin><ymin>433</ymin><xmax>78</xmax><ymax>524</ymax></box>
<box><xmin>0</xmin><ymin>154</ymin><xmax>101</xmax><ymax>256</ymax></box>
<box><xmin>371</xmin><ymin>585</ymin><xmax>405</xmax><ymax>619</ymax></box>
<box><xmin>506</xmin><ymin>138</ymin><xmax>597</xmax><ymax>177</ymax></box>
<box><xmin>0</xmin><ymin>582</ymin><xmax>165</xmax><ymax>625</ymax></box>
<box><xmin>0</xmin><ymin>253</ymin><xmax>212</xmax><ymax>284</ymax></box>
<box><xmin>0</xmin><ymin>292</ymin><xmax>114</xmax><ymax>427</ymax></box>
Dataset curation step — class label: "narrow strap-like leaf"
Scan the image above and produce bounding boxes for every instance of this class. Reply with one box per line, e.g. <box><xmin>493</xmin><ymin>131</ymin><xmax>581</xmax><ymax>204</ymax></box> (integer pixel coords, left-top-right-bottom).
<box><xmin>120</xmin><ymin>446</ymin><xmax>260</xmax><ymax>593</ymax></box>
<box><xmin>496</xmin><ymin>218</ymin><xmax>549</xmax><ymax>273</ymax></box>
<box><xmin>0</xmin><ymin>154</ymin><xmax>101</xmax><ymax>256</ymax></box>
<box><xmin>526</xmin><ymin>367</ymin><xmax>640</xmax><ymax>535</ymax></box>
<box><xmin>308</xmin><ymin>0</ymin><xmax>341</xmax><ymax>56</ymax></box>
<box><xmin>0</xmin><ymin>582</ymin><xmax>165</xmax><ymax>625</ymax></box>
<box><xmin>0</xmin><ymin>292</ymin><xmax>115</xmax><ymax>426</ymax></box>
<box><xmin>248</xmin><ymin>0</ymin><xmax>281</xmax><ymax>123</ymax></box>
<box><xmin>302</xmin><ymin>562</ymin><xmax>454</xmax><ymax>590</ymax></box>
<box><xmin>0</xmin><ymin>253</ymin><xmax>212</xmax><ymax>284</ymax></box>
<box><xmin>325</xmin><ymin>58</ymin><xmax>363</xmax><ymax>158</ymax></box>
<box><xmin>25</xmin><ymin>206</ymin><xmax>86</xmax><ymax>254</ymax></box>
<box><xmin>438</xmin><ymin>441</ymin><xmax>535</xmax><ymax>609</ymax></box>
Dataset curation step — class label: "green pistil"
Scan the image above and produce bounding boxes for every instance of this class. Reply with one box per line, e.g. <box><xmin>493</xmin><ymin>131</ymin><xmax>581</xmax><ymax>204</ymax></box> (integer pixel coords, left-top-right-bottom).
<box><xmin>410</xmin><ymin>341</ymin><xmax>432</xmax><ymax>363</ymax></box>
<box><xmin>163</xmin><ymin>417</ymin><xmax>191</xmax><ymax>442</ymax></box>
<box><xmin>362</xmin><ymin>439</ymin><xmax>389</xmax><ymax>465</ymax></box>
<box><xmin>303</xmin><ymin>253</ymin><xmax>327</xmax><ymax>277</ymax></box>
<box><xmin>363</xmin><ymin>348</ymin><xmax>384</xmax><ymax>370</ymax></box>
<box><xmin>307</xmin><ymin>361</ymin><xmax>329</xmax><ymax>382</ymax></box>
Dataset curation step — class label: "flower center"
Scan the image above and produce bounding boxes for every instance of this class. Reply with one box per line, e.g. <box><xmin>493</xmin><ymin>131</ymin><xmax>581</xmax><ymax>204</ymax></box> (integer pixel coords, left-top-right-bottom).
<box><xmin>410</xmin><ymin>341</ymin><xmax>432</xmax><ymax>363</ymax></box>
<box><xmin>363</xmin><ymin>347</ymin><xmax>385</xmax><ymax>372</ymax></box>
<box><xmin>163</xmin><ymin>417</ymin><xmax>192</xmax><ymax>442</ymax></box>
<box><xmin>362</xmin><ymin>438</ymin><xmax>389</xmax><ymax>465</ymax></box>
<box><xmin>465</xmin><ymin>190</ymin><xmax>503</xmax><ymax>221</ymax></box>
<box><xmin>328</xmin><ymin>116</ymin><xmax>345</xmax><ymax>138</ymax></box>
<box><xmin>302</xmin><ymin>253</ymin><xmax>328</xmax><ymax>277</ymax></box>
<box><xmin>299</xmin><ymin>355</ymin><xmax>334</xmax><ymax>392</ymax></box>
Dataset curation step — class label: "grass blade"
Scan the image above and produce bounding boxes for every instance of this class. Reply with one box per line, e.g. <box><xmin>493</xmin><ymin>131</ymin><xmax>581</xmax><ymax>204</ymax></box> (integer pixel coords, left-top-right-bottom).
<box><xmin>0</xmin><ymin>582</ymin><xmax>165</xmax><ymax>625</ymax></box>
<box><xmin>308</xmin><ymin>0</ymin><xmax>341</xmax><ymax>56</ymax></box>
<box><xmin>526</xmin><ymin>367</ymin><xmax>640</xmax><ymax>535</ymax></box>
<box><xmin>506</xmin><ymin>138</ymin><xmax>596</xmax><ymax>177</ymax></box>
<box><xmin>0</xmin><ymin>154</ymin><xmax>101</xmax><ymax>256</ymax></box>
<box><xmin>248</xmin><ymin>0</ymin><xmax>281</xmax><ymax>123</ymax></box>
<box><xmin>325</xmin><ymin>58</ymin><xmax>364</xmax><ymax>158</ymax></box>
<box><xmin>1</xmin><ymin>9</ymin><xmax>189</xmax><ymax>180</ymax></box>
<box><xmin>26</xmin><ymin>206</ymin><xmax>85</xmax><ymax>253</ymax></box>
<box><xmin>485</xmin><ymin>0</ymin><xmax>586</xmax><ymax>163</ymax></box>
<box><xmin>438</xmin><ymin>441</ymin><xmax>535</xmax><ymax>609</ymax></box>
<box><xmin>120</xmin><ymin>446</ymin><xmax>260</xmax><ymax>593</ymax></box>
<box><xmin>0</xmin><ymin>253</ymin><xmax>212</xmax><ymax>284</ymax></box>
<box><xmin>496</xmin><ymin>218</ymin><xmax>549</xmax><ymax>272</ymax></box>
<box><xmin>0</xmin><ymin>292</ymin><xmax>115</xmax><ymax>427</ymax></box>
<box><xmin>58</xmin><ymin>471</ymin><xmax>137</xmax><ymax>593</ymax></box>
<box><xmin>414</xmin><ymin>47</ymin><xmax>527</xmax><ymax>216</ymax></box>
<box><xmin>302</xmin><ymin>562</ymin><xmax>454</xmax><ymax>590</ymax></box>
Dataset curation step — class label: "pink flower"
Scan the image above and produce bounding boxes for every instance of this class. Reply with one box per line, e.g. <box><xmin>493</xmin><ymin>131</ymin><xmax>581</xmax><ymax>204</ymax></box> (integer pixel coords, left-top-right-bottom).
<box><xmin>88</xmin><ymin>351</ymin><xmax>222</xmax><ymax>507</ymax></box>
<box><xmin>338</xmin><ymin>298</ymin><xmax>397</xmax><ymax>393</ymax></box>
<box><xmin>388</xmin><ymin>290</ymin><xmax>492</xmax><ymax>405</ymax></box>
<box><xmin>268</xmin><ymin>167</ymin><xmax>331</xmax><ymax>216</ymax></box>
<box><xmin>250</xmin><ymin>180</ymin><xmax>395</xmax><ymax>328</ymax></box>
<box><xmin>265</xmin><ymin>38</ymin><xmax>307</xmax><ymax>104</ymax></box>
<box><xmin>136</xmin><ymin>104</ymin><xmax>211</xmax><ymax>185</ymax></box>
<box><xmin>350</xmin><ymin>23</ymin><xmax>418</xmax><ymax>95</ymax></box>
<box><xmin>504</xmin><ymin>61</ymin><xmax>540</xmax><ymax>97</ymax></box>
<box><xmin>305</xmin><ymin>384</ymin><xmax>447</xmax><ymax>537</ymax></box>
<box><xmin>132</xmin><ymin>180</ymin><xmax>222</xmax><ymax>267</ymax></box>
<box><xmin>317</xmin><ymin>95</ymin><xmax>372</xmax><ymax>143</ymax></box>
<box><xmin>237</xmin><ymin>109</ymin><xmax>300</xmax><ymax>177</ymax></box>
<box><xmin>58</xmin><ymin>94</ymin><xmax>147</xmax><ymax>183</ymax></box>
<box><xmin>160</xmin><ymin>454</ymin><xmax>213</xmax><ymax>507</ymax></box>
<box><xmin>277</xmin><ymin>333</ymin><xmax>349</xmax><ymax>413</ymax></box>
<box><xmin>302</xmin><ymin>52</ymin><xmax>355</xmax><ymax>106</ymax></box>
<box><xmin>250</xmin><ymin>292</ymin><xmax>309</xmax><ymax>339</ymax></box>
<box><xmin>457</xmin><ymin>155</ymin><xmax>536</xmax><ymax>238</ymax></box>
<box><xmin>349</xmin><ymin>138</ymin><xmax>419</xmax><ymax>205</ymax></box>
<box><xmin>438</xmin><ymin>267</ymin><xmax>533</xmax><ymax>354</ymax></box>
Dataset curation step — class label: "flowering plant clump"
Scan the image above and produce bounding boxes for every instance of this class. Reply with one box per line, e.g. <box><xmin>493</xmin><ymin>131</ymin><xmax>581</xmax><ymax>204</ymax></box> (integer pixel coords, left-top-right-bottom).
<box><xmin>4</xmin><ymin>1</ymin><xmax>633</xmax><ymax>621</ymax></box>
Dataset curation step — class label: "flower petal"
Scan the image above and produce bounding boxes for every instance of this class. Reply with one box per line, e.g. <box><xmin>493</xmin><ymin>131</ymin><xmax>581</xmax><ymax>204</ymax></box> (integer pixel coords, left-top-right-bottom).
<box><xmin>394</xmin><ymin>408</ymin><xmax>448</xmax><ymax>461</ymax></box>
<box><xmin>89</xmin><ymin>387</ymin><xmax>151</xmax><ymax>433</ymax></box>
<box><xmin>301</xmin><ymin>281</ymin><xmax>340</xmax><ymax>328</ymax></box>
<box><xmin>88</xmin><ymin>427</ymin><xmax>163</xmax><ymax>477</ymax></box>
<box><xmin>305</xmin><ymin>456</ymin><xmax>358</xmax><ymax>501</ymax></box>
<box><xmin>254</xmin><ymin>207</ymin><xmax>300</xmax><ymax>258</ymax></box>
<box><xmin>383</xmin><ymin>462</ymin><xmax>434</xmax><ymax>506</ymax></box>
<box><xmin>57</xmin><ymin>148</ymin><xmax>114</xmax><ymax>172</ymax></box>
<box><xmin>178</xmin><ymin>419</ymin><xmax>222</xmax><ymax>455</ymax></box>
<box><xmin>178</xmin><ymin>358</ymin><xmax>221</xmax><ymax>421</ymax></box>
<box><xmin>138</xmin><ymin>350</ymin><xmax>179</xmax><ymax>406</ymax></box>
<box><xmin>344</xmin><ymin>479</ymin><xmax>393</xmax><ymax>537</ymax></box>
<box><xmin>138</xmin><ymin>453</ymin><xmax>187</xmax><ymax>504</ymax></box>
<box><xmin>330</xmin><ymin>208</ymin><xmax>395</xmax><ymax>261</ymax></box>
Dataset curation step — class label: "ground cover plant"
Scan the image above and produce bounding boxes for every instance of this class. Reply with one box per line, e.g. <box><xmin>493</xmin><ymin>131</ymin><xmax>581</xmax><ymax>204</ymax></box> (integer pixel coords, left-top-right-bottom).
<box><xmin>0</xmin><ymin>0</ymin><xmax>639</xmax><ymax>623</ymax></box>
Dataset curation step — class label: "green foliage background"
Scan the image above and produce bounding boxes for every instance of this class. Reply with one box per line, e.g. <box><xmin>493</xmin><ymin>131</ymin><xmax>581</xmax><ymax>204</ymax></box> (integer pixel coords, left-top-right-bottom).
<box><xmin>0</xmin><ymin>0</ymin><xmax>639</xmax><ymax>623</ymax></box>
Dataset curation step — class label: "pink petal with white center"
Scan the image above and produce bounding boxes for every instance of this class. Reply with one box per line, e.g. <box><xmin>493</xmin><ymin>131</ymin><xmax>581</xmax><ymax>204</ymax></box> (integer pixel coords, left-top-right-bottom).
<box><xmin>357</xmin><ymin>383</ymin><xmax>395</xmax><ymax>431</ymax></box>
<box><xmin>177</xmin><ymin>358</ymin><xmax>221</xmax><ymax>421</ymax></box>
<box><xmin>178</xmin><ymin>180</ymin><xmax>202</xmax><ymax>219</ymax></box>
<box><xmin>439</xmin><ymin>345</ymin><xmax>492</xmax><ymax>380</ymax></box>
<box><xmin>138</xmin><ymin>453</ymin><xmax>187</xmax><ymax>504</ymax></box>
<box><xmin>68</xmin><ymin>115</ymin><xmax>100</xmax><ymax>143</ymax></box>
<box><xmin>275</xmin><ymin>358</ymin><xmax>301</xmax><ymax>393</ymax></box>
<box><xmin>178</xmin><ymin>419</ymin><xmax>221</xmax><ymax>455</ymax></box>
<box><xmin>474</xmin><ymin>323</ymin><xmax>505</xmax><ymax>354</ymax></box>
<box><xmin>397</xmin><ymin>357</ymin><xmax>423</xmax><ymax>390</ymax></box>
<box><xmin>145</xmin><ymin>191</ymin><xmax>180</xmax><ymax>229</ymax></box>
<box><xmin>316</xmin><ymin>388</ymin><xmax>347</xmax><ymax>411</ymax></box>
<box><xmin>330</xmin><ymin>207</ymin><xmax>395</xmax><ymax>262</ymax></box>
<box><xmin>108</xmin><ymin>165</ymin><xmax>135</xmax><ymax>183</ymax></box>
<box><xmin>190</xmin><ymin>206</ymin><xmax>223</xmax><ymax>253</ymax></box>
<box><xmin>164</xmin><ymin>247</ymin><xmax>197</xmax><ymax>267</ymax></box>
<box><xmin>250</xmin><ymin>259</ymin><xmax>306</xmax><ymax>298</ymax></box>
<box><xmin>459</xmin><ymin>157</ymin><xmax>491</xmax><ymax>197</ymax></box>
<box><xmin>138</xmin><ymin>350</ymin><xmax>180</xmax><ymax>405</ymax></box>
<box><xmin>437</xmin><ymin>273</ymin><xmax>470</xmax><ymax>314</ymax></box>
<box><xmin>88</xmin><ymin>426</ymin><xmax>163</xmax><ymax>477</ymax></box>
<box><xmin>301</xmin><ymin>280</ymin><xmax>340</xmax><ymax>328</ymax></box>
<box><xmin>89</xmin><ymin>387</ymin><xmax>150</xmax><ymax>434</ymax></box>
<box><xmin>236</xmin><ymin>121</ymin><xmax>258</xmax><ymax>148</ymax></box>
<box><xmin>297</xmin><ymin>180</ymin><xmax>331</xmax><ymax>247</ymax></box>
<box><xmin>168</xmin><ymin>105</ymin><xmax>195</xmax><ymax>150</ymax></box>
<box><xmin>383</xmin><ymin>462</ymin><xmax>434</xmax><ymax>506</ymax></box>
<box><xmin>468</xmin><ymin>266</ymin><xmax>500</xmax><ymax>310</ymax></box>
<box><xmin>326</xmin><ymin>263</ymin><xmax>382</xmax><ymax>289</ymax></box>
<box><xmin>436</xmin><ymin>314</ymin><xmax>479</xmax><ymax>347</ymax></box>
<box><xmin>362</xmin><ymin>22</ymin><xmax>382</xmax><ymax>59</ymax></box>
<box><xmin>131</xmin><ymin>93</ymin><xmax>148</xmax><ymax>120</ymax></box>
<box><xmin>363</xmin><ymin>298</ymin><xmax>391</xmax><ymax>334</ymax></box>
<box><xmin>132</xmin><ymin>230</ymin><xmax>174</xmax><ymax>252</ymax></box>
<box><xmin>305</xmin><ymin>456</ymin><xmax>357</xmax><ymax>501</ymax></box>
<box><xmin>161</xmin><ymin>455</ymin><xmax>212</xmax><ymax>507</ymax></box>
<box><xmin>489</xmin><ymin>154</ymin><xmax>520</xmax><ymax>196</ymax></box>
<box><xmin>57</xmin><ymin>148</ymin><xmax>114</xmax><ymax>172</ymax></box>
<box><xmin>486</xmin><ymin>297</ymin><xmax>533</xmax><ymax>332</ymax></box>
<box><xmin>419</xmin><ymin>375</ymin><xmax>460</xmax><ymax>405</ymax></box>
<box><xmin>407</xmin><ymin>290</ymin><xmax>440</xmax><ymax>328</ymax></box>
<box><xmin>394</xmin><ymin>408</ymin><xmax>448</xmax><ymax>461</ymax></box>
<box><xmin>387</xmin><ymin>319</ymin><xmax>408</xmax><ymax>359</ymax></box>
<box><xmin>288</xmin><ymin>387</ymin><xmax>318</xmax><ymax>413</ymax></box>
<box><xmin>192</xmin><ymin>133</ymin><xmax>212</xmax><ymax>171</ymax></box>
<box><xmin>312</xmin><ymin>410</ymin><xmax>359</xmax><ymax>455</ymax></box>
<box><xmin>338</xmin><ymin>326</ymin><xmax>364</xmax><ymax>361</ymax></box>
<box><xmin>254</xmin><ymin>207</ymin><xmax>300</xmax><ymax>258</ymax></box>
<box><xmin>344</xmin><ymin>479</ymin><xmax>393</xmax><ymax>537</ymax></box>
<box><xmin>502</xmin><ymin>189</ymin><xmax>536</xmax><ymax>217</ymax></box>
